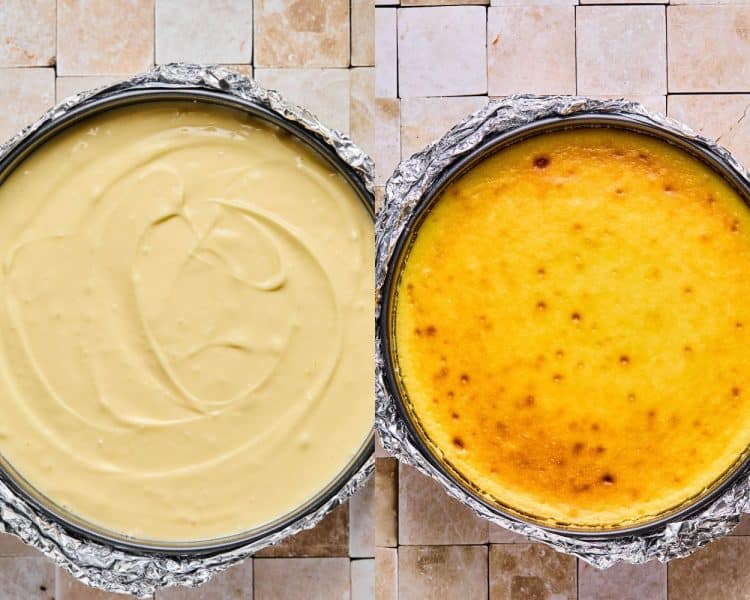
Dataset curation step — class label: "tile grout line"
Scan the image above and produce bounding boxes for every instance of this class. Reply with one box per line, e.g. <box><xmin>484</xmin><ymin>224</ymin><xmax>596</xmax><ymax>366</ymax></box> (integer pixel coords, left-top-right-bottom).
<box><xmin>487</xmin><ymin>542</ymin><xmax>491</xmax><ymax>600</ymax></box>
<box><xmin>396</xmin><ymin>463</ymin><xmax>402</xmax><ymax>548</ymax></box>
<box><xmin>55</xmin><ymin>0</ymin><xmax>59</xmax><ymax>78</ymax></box>
<box><xmin>578</xmin><ymin>2</ymin><xmax>667</xmax><ymax>5</ymax></box>
<box><xmin>574</xmin><ymin>3</ymin><xmax>578</xmax><ymax>95</ymax></box>
<box><xmin>396</xmin><ymin>6</ymin><xmax>400</xmax><ymax>102</ymax></box>
<box><xmin>0</xmin><ymin>65</ymin><xmax>56</xmax><ymax>70</ymax></box>
<box><xmin>396</xmin><ymin>6</ymin><xmax>402</xmax><ymax>163</ymax></box>
<box><xmin>671</xmin><ymin>91</ymin><xmax>750</xmax><ymax>95</ymax></box>
<box><xmin>484</xmin><ymin>5</ymin><xmax>488</xmax><ymax>99</ymax></box>
<box><xmin>53</xmin><ymin>0</ymin><xmax>57</xmax><ymax>75</ymax></box>
<box><xmin>664</xmin><ymin>3</ymin><xmax>669</xmax><ymax>98</ymax></box>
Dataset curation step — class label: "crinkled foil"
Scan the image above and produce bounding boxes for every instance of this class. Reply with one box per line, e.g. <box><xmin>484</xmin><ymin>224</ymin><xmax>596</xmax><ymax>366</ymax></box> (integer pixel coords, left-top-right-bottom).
<box><xmin>375</xmin><ymin>94</ymin><xmax>750</xmax><ymax>568</ymax></box>
<box><xmin>0</xmin><ymin>64</ymin><xmax>374</xmax><ymax>597</ymax></box>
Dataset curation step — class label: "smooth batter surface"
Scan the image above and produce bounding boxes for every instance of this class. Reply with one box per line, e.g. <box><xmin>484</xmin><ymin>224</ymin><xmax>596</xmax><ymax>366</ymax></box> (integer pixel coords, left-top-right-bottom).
<box><xmin>0</xmin><ymin>102</ymin><xmax>373</xmax><ymax>541</ymax></box>
<box><xmin>396</xmin><ymin>128</ymin><xmax>750</xmax><ymax>528</ymax></box>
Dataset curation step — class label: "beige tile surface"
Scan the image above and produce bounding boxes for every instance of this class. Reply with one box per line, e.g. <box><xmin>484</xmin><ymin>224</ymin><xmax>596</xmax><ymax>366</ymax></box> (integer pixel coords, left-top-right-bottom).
<box><xmin>375</xmin><ymin>547</ymin><xmax>397</xmax><ymax>600</ymax></box>
<box><xmin>157</xmin><ymin>560</ymin><xmax>252</xmax><ymax>599</ymax></box>
<box><xmin>352</xmin><ymin>0</ymin><xmax>375</xmax><ymax>66</ymax></box>
<box><xmin>669</xmin><ymin>5</ymin><xmax>750</xmax><ymax>92</ymax></box>
<box><xmin>349</xmin><ymin>476</ymin><xmax>375</xmax><ymax>557</ymax></box>
<box><xmin>255</xmin><ymin>503</ymin><xmax>350</xmax><ymax>558</ymax></box>
<box><xmin>667</xmin><ymin>93</ymin><xmax>750</xmax><ymax>166</ymax></box>
<box><xmin>10</xmin><ymin>1</ymin><xmax>750</xmax><ymax>599</ymax></box>
<box><xmin>155</xmin><ymin>0</ymin><xmax>252</xmax><ymax>64</ymax></box>
<box><xmin>489</xmin><ymin>544</ymin><xmax>576</xmax><ymax>600</ymax></box>
<box><xmin>487</xmin><ymin>6</ymin><xmax>576</xmax><ymax>96</ymax></box>
<box><xmin>0</xmin><ymin>0</ymin><xmax>55</xmax><ymax>67</ymax></box>
<box><xmin>669</xmin><ymin>537</ymin><xmax>750</xmax><ymax>600</ymax></box>
<box><xmin>374</xmin><ymin>98</ymin><xmax>400</xmax><ymax>185</ymax></box>
<box><xmin>731</xmin><ymin>514</ymin><xmax>750</xmax><ymax>535</ymax></box>
<box><xmin>350</xmin><ymin>67</ymin><xmax>375</xmax><ymax>157</ymax></box>
<box><xmin>375</xmin><ymin>8</ymin><xmax>398</xmax><ymax>98</ymax></box>
<box><xmin>375</xmin><ymin>457</ymin><xmax>399</xmax><ymax>547</ymax></box>
<box><xmin>578</xmin><ymin>561</ymin><xmax>666</xmax><ymax>600</ymax></box>
<box><xmin>397</xmin><ymin>6</ymin><xmax>487</xmax><ymax>97</ymax></box>
<box><xmin>0</xmin><ymin>67</ymin><xmax>55</xmax><ymax>140</ymax></box>
<box><xmin>398</xmin><ymin>464</ymin><xmax>488</xmax><ymax>545</ymax></box>
<box><xmin>254</xmin><ymin>558</ymin><xmax>350</xmax><ymax>600</ymax></box>
<box><xmin>55</xmin><ymin>76</ymin><xmax>121</xmax><ymax>102</ymax></box>
<box><xmin>0</xmin><ymin>558</ymin><xmax>54</xmax><ymax>600</ymax></box>
<box><xmin>254</xmin><ymin>68</ymin><xmax>351</xmax><ymax>133</ymax></box>
<box><xmin>400</xmin><ymin>96</ymin><xmax>486</xmax><ymax>158</ymax></box>
<box><xmin>0</xmin><ymin>534</ymin><xmax>43</xmax><ymax>558</ymax></box>
<box><xmin>57</xmin><ymin>0</ymin><xmax>154</xmax><ymax>76</ymax></box>
<box><xmin>56</xmin><ymin>568</ymin><xmax>131</xmax><ymax>599</ymax></box>
<box><xmin>576</xmin><ymin>6</ymin><xmax>666</xmax><ymax>95</ymax></box>
<box><xmin>399</xmin><ymin>545</ymin><xmax>488</xmax><ymax>600</ymax></box>
<box><xmin>351</xmin><ymin>559</ymin><xmax>375</xmax><ymax>600</ymax></box>
<box><xmin>254</xmin><ymin>0</ymin><xmax>349</xmax><ymax>68</ymax></box>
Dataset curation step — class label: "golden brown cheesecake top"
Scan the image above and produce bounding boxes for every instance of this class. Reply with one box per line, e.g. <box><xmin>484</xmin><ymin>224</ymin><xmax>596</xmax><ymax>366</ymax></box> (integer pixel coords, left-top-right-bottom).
<box><xmin>395</xmin><ymin>128</ymin><xmax>750</xmax><ymax>528</ymax></box>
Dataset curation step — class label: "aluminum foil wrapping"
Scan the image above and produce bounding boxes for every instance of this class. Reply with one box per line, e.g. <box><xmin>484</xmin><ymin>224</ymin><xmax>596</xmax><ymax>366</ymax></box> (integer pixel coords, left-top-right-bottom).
<box><xmin>375</xmin><ymin>94</ymin><xmax>750</xmax><ymax>568</ymax></box>
<box><xmin>0</xmin><ymin>64</ymin><xmax>374</xmax><ymax>597</ymax></box>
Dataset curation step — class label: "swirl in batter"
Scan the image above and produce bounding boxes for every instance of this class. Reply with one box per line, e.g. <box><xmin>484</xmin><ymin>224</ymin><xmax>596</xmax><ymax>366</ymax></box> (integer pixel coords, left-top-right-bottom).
<box><xmin>0</xmin><ymin>102</ymin><xmax>373</xmax><ymax>541</ymax></box>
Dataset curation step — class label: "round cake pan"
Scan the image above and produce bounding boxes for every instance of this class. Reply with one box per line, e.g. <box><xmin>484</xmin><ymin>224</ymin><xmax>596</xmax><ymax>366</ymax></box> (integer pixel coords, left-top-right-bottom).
<box><xmin>377</xmin><ymin>110</ymin><xmax>750</xmax><ymax>542</ymax></box>
<box><xmin>0</xmin><ymin>86</ymin><xmax>374</xmax><ymax>556</ymax></box>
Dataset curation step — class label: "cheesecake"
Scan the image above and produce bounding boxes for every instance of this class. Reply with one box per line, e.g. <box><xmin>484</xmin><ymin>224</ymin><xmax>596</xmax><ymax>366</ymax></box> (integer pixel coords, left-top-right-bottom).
<box><xmin>395</xmin><ymin>127</ymin><xmax>750</xmax><ymax>528</ymax></box>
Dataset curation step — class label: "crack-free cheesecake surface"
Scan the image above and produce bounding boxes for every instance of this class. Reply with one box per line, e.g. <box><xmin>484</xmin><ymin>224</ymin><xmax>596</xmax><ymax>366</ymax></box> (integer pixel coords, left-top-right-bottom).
<box><xmin>395</xmin><ymin>128</ymin><xmax>750</xmax><ymax>528</ymax></box>
<box><xmin>0</xmin><ymin>102</ymin><xmax>373</xmax><ymax>542</ymax></box>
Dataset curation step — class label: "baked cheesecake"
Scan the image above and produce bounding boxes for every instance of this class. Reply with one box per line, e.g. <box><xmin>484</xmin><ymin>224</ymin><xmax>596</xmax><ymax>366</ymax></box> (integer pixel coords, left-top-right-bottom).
<box><xmin>395</xmin><ymin>127</ymin><xmax>750</xmax><ymax>528</ymax></box>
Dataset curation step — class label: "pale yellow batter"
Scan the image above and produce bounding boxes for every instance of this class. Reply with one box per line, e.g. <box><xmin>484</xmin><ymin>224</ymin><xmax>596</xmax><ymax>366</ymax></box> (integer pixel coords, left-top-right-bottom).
<box><xmin>0</xmin><ymin>102</ymin><xmax>373</xmax><ymax>542</ymax></box>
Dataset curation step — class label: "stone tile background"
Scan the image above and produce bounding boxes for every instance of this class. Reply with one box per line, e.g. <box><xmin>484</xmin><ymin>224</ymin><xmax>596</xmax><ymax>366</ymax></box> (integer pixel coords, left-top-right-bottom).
<box><xmin>375</xmin><ymin>0</ymin><xmax>750</xmax><ymax>598</ymax></box>
<box><xmin>0</xmin><ymin>1</ymin><xmax>374</xmax><ymax>598</ymax></box>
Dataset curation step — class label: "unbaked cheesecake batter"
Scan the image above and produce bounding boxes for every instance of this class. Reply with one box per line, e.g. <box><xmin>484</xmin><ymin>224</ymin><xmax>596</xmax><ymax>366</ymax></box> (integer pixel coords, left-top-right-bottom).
<box><xmin>396</xmin><ymin>128</ymin><xmax>750</xmax><ymax>528</ymax></box>
<box><xmin>0</xmin><ymin>102</ymin><xmax>373</xmax><ymax>541</ymax></box>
